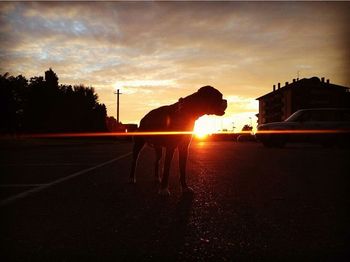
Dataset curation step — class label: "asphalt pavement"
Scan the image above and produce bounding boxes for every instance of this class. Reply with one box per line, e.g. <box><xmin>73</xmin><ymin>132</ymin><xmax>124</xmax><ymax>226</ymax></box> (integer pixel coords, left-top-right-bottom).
<box><xmin>1</xmin><ymin>138</ymin><xmax>349</xmax><ymax>261</ymax></box>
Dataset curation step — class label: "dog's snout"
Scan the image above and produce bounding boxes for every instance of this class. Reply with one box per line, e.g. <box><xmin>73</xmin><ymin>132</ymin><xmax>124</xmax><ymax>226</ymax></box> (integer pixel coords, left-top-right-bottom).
<box><xmin>222</xmin><ymin>99</ymin><xmax>227</xmax><ymax>109</ymax></box>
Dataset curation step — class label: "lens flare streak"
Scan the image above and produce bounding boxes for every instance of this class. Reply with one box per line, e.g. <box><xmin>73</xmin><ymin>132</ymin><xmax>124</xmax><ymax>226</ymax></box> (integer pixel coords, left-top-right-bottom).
<box><xmin>256</xmin><ymin>130</ymin><xmax>349</xmax><ymax>134</ymax></box>
<box><xmin>8</xmin><ymin>129</ymin><xmax>349</xmax><ymax>139</ymax></box>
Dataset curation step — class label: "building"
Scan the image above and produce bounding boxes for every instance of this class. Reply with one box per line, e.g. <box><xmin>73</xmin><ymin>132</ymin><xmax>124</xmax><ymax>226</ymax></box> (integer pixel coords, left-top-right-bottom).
<box><xmin>256</xmin><ymin>77</ymin><xmax>350</xmax><ymax>125</ymax></box>
<box><xmin>106</xmin><ymin>116</ymin><xmax>138</xmax><ymax>132</ymax></box>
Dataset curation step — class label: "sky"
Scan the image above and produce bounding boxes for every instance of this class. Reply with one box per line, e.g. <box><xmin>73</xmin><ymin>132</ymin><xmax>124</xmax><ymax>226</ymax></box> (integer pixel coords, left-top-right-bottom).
<box><xmin>1</xmin><ymin>1</ymin><xmax>349</xmax><ymax>132</ymax></box>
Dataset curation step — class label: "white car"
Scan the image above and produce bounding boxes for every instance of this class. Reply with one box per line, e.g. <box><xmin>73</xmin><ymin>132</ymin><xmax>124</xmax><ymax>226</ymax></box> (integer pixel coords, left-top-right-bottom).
<box><xmin>256</xmin><ymin>108</ymin><xmax>350</xmax><ymax>147</ymax></box>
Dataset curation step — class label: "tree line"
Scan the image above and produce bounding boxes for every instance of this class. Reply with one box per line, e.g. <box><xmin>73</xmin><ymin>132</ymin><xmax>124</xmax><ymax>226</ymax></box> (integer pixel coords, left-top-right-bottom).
<box><xmin>0</xmin><ymin>68</ymin><xmax>108</xmax><ymax>134</ymax></box>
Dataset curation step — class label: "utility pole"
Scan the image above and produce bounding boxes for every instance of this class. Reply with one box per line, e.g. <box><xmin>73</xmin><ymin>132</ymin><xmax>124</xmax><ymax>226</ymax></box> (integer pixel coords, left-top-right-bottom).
<box><xmin>114</xmin><ymin>89</ymin><xmax>122</xmax><ymax>124</ymax></box>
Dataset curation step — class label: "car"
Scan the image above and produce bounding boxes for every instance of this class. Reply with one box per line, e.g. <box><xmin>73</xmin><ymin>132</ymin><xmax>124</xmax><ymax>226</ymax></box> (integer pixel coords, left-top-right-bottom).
<box><xmin>256</xmin><ymin>108</ymin><xmax>350</xmax><ymax>147</ymax></box>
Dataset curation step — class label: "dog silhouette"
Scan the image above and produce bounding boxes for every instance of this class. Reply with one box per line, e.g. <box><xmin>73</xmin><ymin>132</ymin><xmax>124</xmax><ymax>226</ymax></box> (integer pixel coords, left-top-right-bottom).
<box><xmin>129</xmin><ymin>86</ymin><xmax>227</xmax><ymax>196</ymax></box>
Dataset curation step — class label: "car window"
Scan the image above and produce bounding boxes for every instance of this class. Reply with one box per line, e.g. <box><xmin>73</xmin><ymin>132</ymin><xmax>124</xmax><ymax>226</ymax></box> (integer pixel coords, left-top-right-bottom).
<box><xmin>298</xmin><ymin>111</ymin><xmax>315</xmax><ymax>121</ymax></box>
<box><xmin>306</xmin><ymin>110</ymin><xmax>339</xmax><ymax>121</ymax></box>
<box><xmin>313</xmin><ymin>111</ymin><xmax>331</xmax><ymax>121</ymax></box>
<box><xmin>285</xmin><ymin>111</ymin><xmax>303</xmax><ymax>122</ymax></box>
<box><xmin>286</xmin><ymin>109</ymin><xmax>350</xmax><ymax>122</ymax></box>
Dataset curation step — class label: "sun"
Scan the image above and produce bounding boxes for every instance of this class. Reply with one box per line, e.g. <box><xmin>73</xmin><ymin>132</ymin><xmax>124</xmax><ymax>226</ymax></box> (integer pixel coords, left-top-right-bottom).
<box><xmin>194</xmin><ymin>128</ymin><xmax>209</xmax><ymax>139</ymax></box>
<box><xmin>193</xmin><ymin>116</ymin><xmax>217</xmax><ymax>139</ymax></box>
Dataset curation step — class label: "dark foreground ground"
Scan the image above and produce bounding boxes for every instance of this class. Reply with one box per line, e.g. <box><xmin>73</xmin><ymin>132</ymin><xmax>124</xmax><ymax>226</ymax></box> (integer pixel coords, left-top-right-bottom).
<box><xmin>1</xmin><ymin>138</ymin><xmax>349</xmax><ymax>261</ymax></box>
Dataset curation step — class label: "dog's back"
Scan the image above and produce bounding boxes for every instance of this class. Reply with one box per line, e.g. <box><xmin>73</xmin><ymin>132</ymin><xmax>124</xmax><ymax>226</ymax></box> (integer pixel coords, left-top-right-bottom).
<box><xmin>137</xmin><ymin>103</ymin><xmax>191</xmax><ymax>148</ymax></box>
<box><xmin>139</xmin><ymin>105</ymin><xmax>176</xmax><ymax>131</ymax></box>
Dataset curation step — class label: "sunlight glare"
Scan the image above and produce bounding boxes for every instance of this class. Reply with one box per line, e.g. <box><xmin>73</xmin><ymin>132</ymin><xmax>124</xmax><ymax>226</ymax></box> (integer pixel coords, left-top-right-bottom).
<box><xmin>194</xmin><ymin>116</ymin><xmax>217</xmax><ymax>139</ymax></box>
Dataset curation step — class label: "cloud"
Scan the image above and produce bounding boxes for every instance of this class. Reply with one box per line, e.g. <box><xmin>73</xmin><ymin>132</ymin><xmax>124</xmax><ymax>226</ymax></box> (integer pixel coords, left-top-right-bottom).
<box><xmin>1</xmin><ymin>1</ymin><xmax>349</xmax><ymax>128</ymax></box>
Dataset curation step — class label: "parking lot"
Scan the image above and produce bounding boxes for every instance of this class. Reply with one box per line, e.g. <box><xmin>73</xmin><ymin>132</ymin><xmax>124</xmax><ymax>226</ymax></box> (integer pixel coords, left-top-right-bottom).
<box><xmin>1</xmin><ymin>138</ymin><xmax>349</xmax><ymax>261</ymax></box>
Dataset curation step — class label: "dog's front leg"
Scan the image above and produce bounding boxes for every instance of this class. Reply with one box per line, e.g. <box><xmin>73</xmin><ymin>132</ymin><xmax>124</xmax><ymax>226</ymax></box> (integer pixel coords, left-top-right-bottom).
<box><xmin>154</xmin><ymin>146</ymin><xmax>162</xmax><ymax>183</ymax></box>
<box><xmin>159</xmin><ymin>147</ymin><xmax>175</xmax><ymax>196</ymax></box>
<box><xmin>179</xmin><ymin>144</ymin><xmax>194</xmax><ymax>194</ymax></box>
<box><xmin>129</xmin><ymin>137</ymin><xmax>145</xmax><ymax>184</ymax></box>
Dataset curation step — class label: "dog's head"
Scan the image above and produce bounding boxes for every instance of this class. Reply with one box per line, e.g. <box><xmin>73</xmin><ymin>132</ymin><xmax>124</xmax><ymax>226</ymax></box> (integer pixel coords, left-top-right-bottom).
<box><xmin>179</xmin><ymin>85</ymin><xmax>227</xmax><ymax>117</ymax></box>
<box><xmin>197</xmin><ymin>86</ymin><xmax>227</xmax><ymax>116</ymax></box>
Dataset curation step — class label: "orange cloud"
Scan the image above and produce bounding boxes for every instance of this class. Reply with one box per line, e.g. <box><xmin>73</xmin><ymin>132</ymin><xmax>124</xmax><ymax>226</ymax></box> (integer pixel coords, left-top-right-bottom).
<box><xmin>1</xmin><ymin>1</ymin><xmax>349</xmax><ymax>130</ymax></box>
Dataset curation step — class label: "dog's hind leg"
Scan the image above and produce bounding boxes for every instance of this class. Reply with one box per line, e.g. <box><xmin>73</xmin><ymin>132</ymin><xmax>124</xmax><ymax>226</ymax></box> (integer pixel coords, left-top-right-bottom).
<box><xmin>159</xmin><ymin>147</ymin><xmax>175</xmax><ymax>196</ymax></box>
<box><xmin>129</xmin><ymin>137</ymin><xmax>145</xmax><ymax>184</ymax></box>
<box><xmin>179</xmin><ymin>144</ymin><xmax>194</xmax><ymax>194</ymax></box>
<box><xmin>154</xmin><ymin>146</ymin><xmax>162</xmax><ymax>184</ymax></box>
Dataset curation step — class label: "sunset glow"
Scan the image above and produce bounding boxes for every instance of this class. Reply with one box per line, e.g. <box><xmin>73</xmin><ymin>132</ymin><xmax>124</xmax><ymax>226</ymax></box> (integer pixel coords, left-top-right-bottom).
<box><xmin>1</xmin><ymin>2</ymin><xmax>349</xmax><ymax>130</ymax></box>
<box><xmin>193</xmin><ymin>116</ymin><xmax>218</xmax><ymax>139</ymax></box>
<box><xmin>193</xmin><ymin>128</ymin><xmax>209</xmax><ymax>140</ymax></box>
<box><xmin>17</xmin><ymin>129</ymin><xmax>350</xmax><ymax>140</ymax></box>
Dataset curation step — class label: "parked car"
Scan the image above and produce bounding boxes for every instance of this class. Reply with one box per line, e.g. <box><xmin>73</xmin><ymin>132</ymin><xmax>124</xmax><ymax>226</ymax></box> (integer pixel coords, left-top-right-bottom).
<box><xmin>256</xmin><ymin>108</ymin><xmax>350</xmax><ymax>147</ymax></box>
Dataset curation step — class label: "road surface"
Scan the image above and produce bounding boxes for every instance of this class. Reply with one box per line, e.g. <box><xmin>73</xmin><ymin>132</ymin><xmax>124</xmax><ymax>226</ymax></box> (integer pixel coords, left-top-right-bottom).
<box><xmin>1</xmin><ymin>138</ymin><xmax>349</xmax><ymax>261</ymax></box>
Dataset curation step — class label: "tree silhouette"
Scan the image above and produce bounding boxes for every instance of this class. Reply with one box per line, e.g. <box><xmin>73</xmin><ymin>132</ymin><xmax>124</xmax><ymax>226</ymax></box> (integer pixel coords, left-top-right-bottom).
<box><xmin>0</xmin><ymin>69</ymin><xmax>107</xmax><ymax>134</ymax></box>
<box><xmin>0</xmin><ymin>73</ymin><xmax>28</xmax><ymax>133</ymax></box>
<box><xmin>241</xmin><ymin>124</ymin><xmax>253</xmax><ymax>132</ymax></box>
<box><xmin>45</xmin><ymin>68</ymin><xmax>58</xmax><ymax>88</ymax></box>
